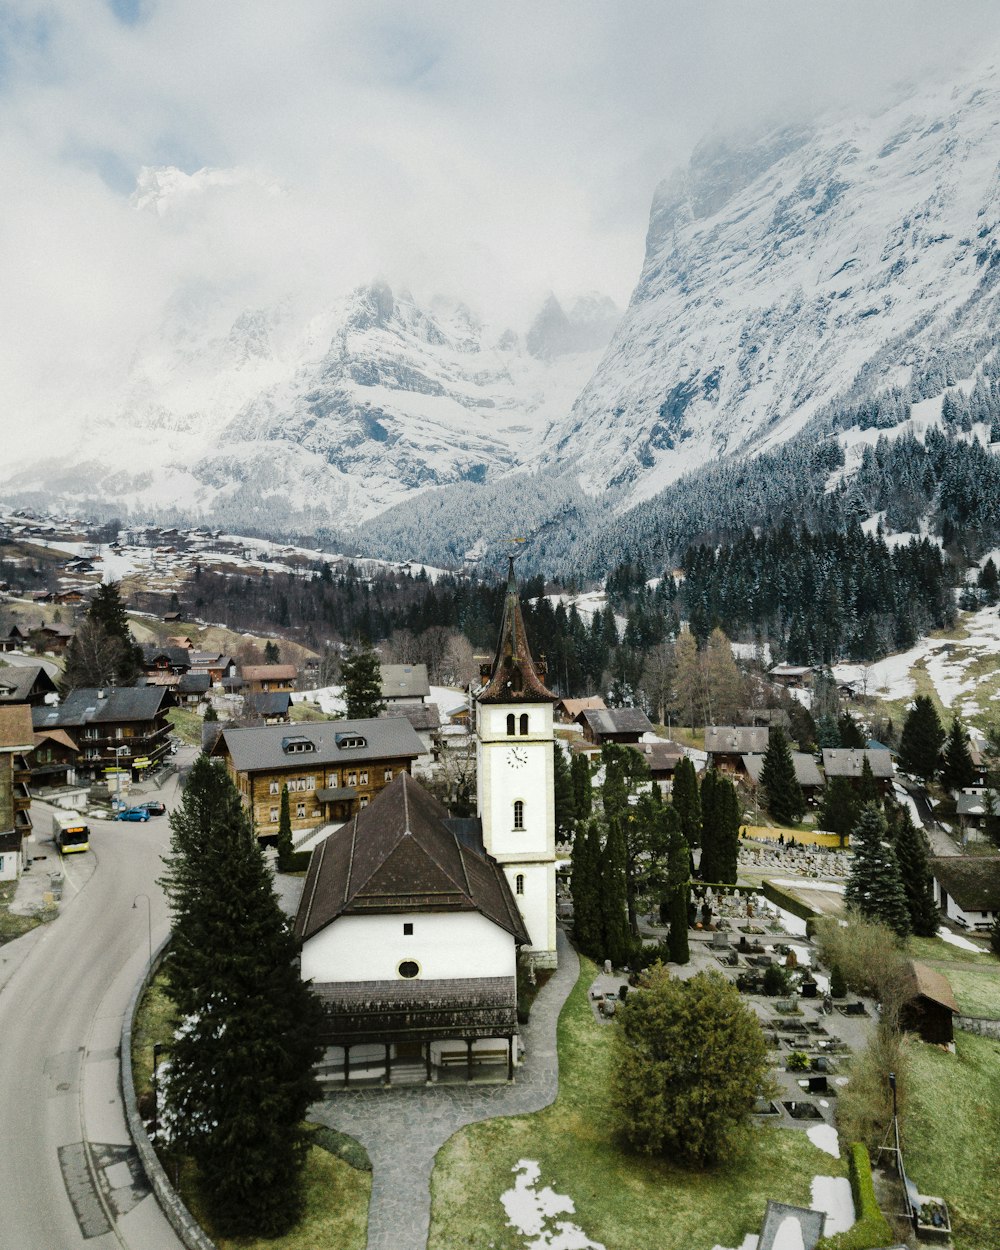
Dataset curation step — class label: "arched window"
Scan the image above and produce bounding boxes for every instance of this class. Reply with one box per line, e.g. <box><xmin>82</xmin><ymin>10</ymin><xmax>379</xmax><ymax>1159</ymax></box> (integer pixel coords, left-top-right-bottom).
<box><xmin>513</xmin><ymin>799</ymin><xmax>524</xmax><ymax>829</ymax></box>
<box><xmin>515</xmin><ymin>873</ymin><xmax>524</xmax><ymax>895</ymax></box>
<box><xmin>519</xmin><ymin>713</ymin><xmax>529</xmax><ymax>735</ymax></box>
<box><xmin>506</xmin><ymin>713</ymin><xmax>516</xmax><ymax>735</ymax></box>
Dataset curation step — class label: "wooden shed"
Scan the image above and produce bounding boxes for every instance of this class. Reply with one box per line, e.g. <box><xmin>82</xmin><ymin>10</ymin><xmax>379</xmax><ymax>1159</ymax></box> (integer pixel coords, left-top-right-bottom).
<box><xmin>900</xmin><ymin>960</ymin><xmax>958</xmax><ymax>1045</ymax></box>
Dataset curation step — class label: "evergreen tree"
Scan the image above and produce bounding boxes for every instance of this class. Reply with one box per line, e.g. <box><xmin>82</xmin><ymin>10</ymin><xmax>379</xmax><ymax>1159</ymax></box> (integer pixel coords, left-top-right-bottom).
<box><xmin>888</xmin><ymin>805</ymin><xmax>938</xmax><ymax>937</ymax></box>
<box><xmin>759</xmin><ymin>725</ymin><xmax>805</xmax><ymax>826</ymax></box>
<box><xmin>816</xmin><ymin>713</ymin><xmax>841</xmax><ymax>749</ymax></box>
<box><xmin>671</xmin><ymin>630</ymin><xmax>701</xmax><ymax>729</ymax></box>
<box><xmin>671</xmin><ymin>755</ymin><xmax>701</xmax><ymax>847</ymax></box>
<box><xmin>845</xmin><ymin>803</ymin><xmax>911</xmax><ymax>938</ymax></box>
<box><xmin>665</xmin><ymin>807</ymin><xmax>691</xmax><ymax>965</ymax></box>
<box><xmin>570</xmin><ymin>818</ymin><xmax>602</xmax><ymax>956</ymax></box>
<box><xmin>714</xmin><ymin>775</ymin><xmax>742</xmax><ymax>885</ymax></box>
<box><xmin>699</xmin><ymin>768</ymin><xmax>721</xmax><ymax>883</ymax></box>
<box><xmin>87</xmin><ymin>580</ymin><xmax>142</xmax><ymax>684</ymax></box>
<box><xmin>940</xmin><ymin>715</ymin><xmax>976</xmax><ymax>793</ymax></box>
<box><xmin>571</xmin><ymin>751</ymin><xmax>593</xmax><ymax>820</ymax></box>
<box><xmin>553</xmin><ymin>743</ymin><xmax>577</xmax><ymax>841</ymax></box>
<box><xmin>340</xmin><ymin>643</ymin><xmax>385</xmax><ymax>719</ymax></box>
<box><xmin>898</xmin><ymin>695</ymin><xmax>945</xmax><ymax>781</ymax></box>
<box><xmin>704</xmin><ymin>627</ymin><xmax>743</xmax><ymax>725</ymax></box>
<box><xmin>857</xmin><ymin>754</ymin><xmax>881</xmax><ymax>808</ymax></box>
<box><xmin>159</xmin><ymin>758</ymin><xmax>325</xmax><ymax>1236</ymax></box>
<box><xmin>263</xmin><ymin>640</ymin><xmax>281</xmax><ymax>663</ymax></box>
<box><xmin>837</xmin><ymin>712</ymin><xmax>865</xmax><ymax>749</ymax></box>
<box><xmin>979</xmin><ymin>557</ymin><xmax>1000</xmax><ymax>605</ymax></box>
<box><xmin>601</xmin><ymin>817</ymin><xmax>632</xmax><ymax>967</ymax></box>
<box><xmin>276</xmin><ymin>784</ymin><xmax>293</xmax><ymax>867</ymax></box>
<box><xmin>817</xmin><ymin>775</ymin><xmax>858</xmax><ymax>849</ymax></box>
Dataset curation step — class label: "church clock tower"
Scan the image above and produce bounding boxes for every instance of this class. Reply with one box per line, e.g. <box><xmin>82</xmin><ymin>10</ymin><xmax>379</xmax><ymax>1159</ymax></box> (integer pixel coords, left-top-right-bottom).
<box><xmin>476</xmin><ymin>559</ymin><xmax>558</xmax><ymax>968</ymax></box>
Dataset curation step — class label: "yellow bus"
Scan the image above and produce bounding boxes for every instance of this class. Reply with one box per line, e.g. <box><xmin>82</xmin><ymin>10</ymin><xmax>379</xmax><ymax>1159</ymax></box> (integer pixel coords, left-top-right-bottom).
<box><xmin>52</xmin><ymin>810</ymin><xmax>90</xmax><ymax>854</ymax></box>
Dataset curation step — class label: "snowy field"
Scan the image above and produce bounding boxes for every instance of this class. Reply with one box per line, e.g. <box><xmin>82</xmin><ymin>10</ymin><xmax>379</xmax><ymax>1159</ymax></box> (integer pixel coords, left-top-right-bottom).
<box><xmin>292</xmin><ymin>683</ymin><xmax>467</xmax><ymax>719</ymax></box>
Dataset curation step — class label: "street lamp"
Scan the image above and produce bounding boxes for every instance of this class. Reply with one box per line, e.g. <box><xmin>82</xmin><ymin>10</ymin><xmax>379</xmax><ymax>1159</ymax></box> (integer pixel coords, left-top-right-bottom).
<box><xmin>132</xmin><ymin>893</ymin><xmax>152</xmax><ymax>970</ymax></box>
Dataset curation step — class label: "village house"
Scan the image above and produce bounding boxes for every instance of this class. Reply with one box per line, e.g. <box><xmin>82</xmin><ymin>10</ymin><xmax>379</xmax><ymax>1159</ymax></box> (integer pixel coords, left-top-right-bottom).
<box><xmin>30</xmin><ymin>727</ymin><xmax>81</xmax><ymax>790</ymax></box>
<box><xmin>627</xmin><ymin>739</ymin><xmax>687</xmax><ymax>792</ymax></box>
<box><xmin>900</xmin><ymin>960</ymin><xmax>958</xmax><ymax>1046</ymax></box>
<box><xmin>554</xmin><ymin>695</ymin><xmax>606</xmax><ymax>724</ymax></box>
<box><xmin>190</xmin><ymin>651</ymin><xmax>238</xmax><ymax>684</ymax></box>
<box><xmin>821</xmin><ymin>748</ymin><xmax>895</xmax><ymax>795</ymax></box>
<box><xmin>0</xmin><ymin>704</ymin><xmax>35</xmax><ymax>877</ymax></box>
<box><xmin>930</xmin><ymin>856</ymin><xmax>1000</xmax><ymax>930</ymax></box>
<box><xmin>0</xmin><ymin>664</ymin><xmax>58</xmax><ymax>707</ymax></box>
<box><xmin>0</xmin><ymin>624</ymin><xmax>30</xmax><ymax>652</ymax></box>
<box><xmin>769</xmin><ymin>663</ymin><xmax>813</xmax><ymax>688</ymax></box>
<box><xmin>32</xmin><ymin>687</ymin><xmax>173</xmax><ymax>782</ymax></box>
<box><xmin>743</xmin><ymin>752</ymin><xmax>825</xmax><ymax>804</ymax></box>
<box><xmin>34</xmin><ymin>622</ymin><xmax>74</xmax><ymax>655</ymax></box>
<box><xmin>141</xmin><ymin>645</ymin><xmax>192</xmax><ymax>676</ymax></box>
<box><xmin>245</xmin><ymin>691</ymin><xmax>292</xmax><ymax>724</ymax></box>
<box><xmin>380</xmin><ymin>662</ymin><xmax>430</xmax><ymax>705</ymax></box>
<box><xmin>575</xmin><ymin>705</ymin><xmax>654</xmax><ymax>745</ymax></box>
<box><xmin>705</xmin><ymin>726</ymin><xmax>770</xmax><ymax>776</ymax></box>
<box><xmin>738</xmin><ymin>707</ymin><xmax>791</xmax><ymax>731</ymax></box>
<box><xmin>240</xmin><ymin>662</ymin><xmax>297</xmax><ymax>695</ymax></box>
<box><xmin>380</xmin><ymin>702</ymin><xmax>441</xmax><ymax>765</ymax></box>
<box><xmin>212</xmin><ymin>717</ymin><xmax>424</xmax><ymax>839</ymax></box>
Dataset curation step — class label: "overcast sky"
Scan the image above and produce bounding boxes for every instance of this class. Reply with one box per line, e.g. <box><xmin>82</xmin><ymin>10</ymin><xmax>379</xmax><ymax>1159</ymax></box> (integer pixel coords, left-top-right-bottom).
<box><xmin>3</xmin><ymin>1</ymin><xmax>1000</xmax><ymax>417</ymax></box>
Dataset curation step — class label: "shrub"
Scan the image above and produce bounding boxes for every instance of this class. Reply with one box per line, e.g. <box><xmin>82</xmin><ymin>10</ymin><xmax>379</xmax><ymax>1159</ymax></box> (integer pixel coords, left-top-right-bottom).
<box><xmin>762</xmin><ymin>964</ymin><xmax>789</xmax><ymax>996</ymax></box>
<box><xmin>816</xmin><ymin>1143</ymin><xmax>893</xmax><ymax>1249</ymax></box>
<box><xmin>829</xmin><ymin>963</ymin><xmax>847</xmax><ymax>999</ymax></box>
<box><xmin>277</xmin><ymin>849</ymin><xmax>312</xmax><ymax>873</ymax></box>
<box><xmin>813</xmin><ymin>914</ymin><xmax>906</xmax><ymax>1004</ymax></box>
<box><xmin>786</xmin><ymin>1051</ymin><xmax>810</xmax><ymax>1072</ymax></box>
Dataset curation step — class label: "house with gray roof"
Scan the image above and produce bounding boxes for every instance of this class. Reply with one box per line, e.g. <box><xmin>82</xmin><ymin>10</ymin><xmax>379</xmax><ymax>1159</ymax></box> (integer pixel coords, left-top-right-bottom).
<box><xmin>705</xmin><ymin>726</ymin><xmax>769</xmax><ymax>775</ymax></box>
<box><xmin>295</xmin><ymin>771</ymin><xmax>529</xmax><ymax>1083</ymax></box>
<box><xmin>930</xmin><ymin>856</ymin><xmax>1000</xmax><ymax>930</ymax></box>
<box><xmin>822</xmin><ymin>748</ymin><xmax>895</xmax><ymax>794</ymax></box>
<box><xmin>380</xmin><ymin>662</ymin><xmax>431</xmax><ymax>704</ymax></box>
<box><xmin>0</xmin><ymin>664</ymin><xmax>58</xmax><ymax>707</ymax></box>
<box><xmin>743</xmin><ymin>751</ymin><xmax>824</xmax><ymax>801</ymax></box>
<box><xmin>213</xmin><ymin>716</ymin><xmax>424</xmax><ymax>840</ymax></box>
<box><xmin>575</xmin><ymin>706</ymin><xmax>654</xmax><ymax>745</ymax></box>
<box><xmin>31</xmin><ymin>686</ymin><xmax>172</xmax><ymax>780</ymax></box>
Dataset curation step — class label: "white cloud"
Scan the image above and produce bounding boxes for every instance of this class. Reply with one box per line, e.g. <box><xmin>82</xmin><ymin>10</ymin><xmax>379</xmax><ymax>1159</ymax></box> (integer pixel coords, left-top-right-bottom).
<box><xmin>1</xmin><ymin>0</ymin><xmax>999</xmax><ymax>437</ymax></box>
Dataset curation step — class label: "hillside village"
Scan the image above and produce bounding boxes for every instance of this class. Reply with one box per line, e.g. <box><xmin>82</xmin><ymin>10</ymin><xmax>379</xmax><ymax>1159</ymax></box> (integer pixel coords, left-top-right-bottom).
<box><xmin>2</xmin><ymin>506</ymin><xmax>1000</xmax><ymax>1250</ymax></box>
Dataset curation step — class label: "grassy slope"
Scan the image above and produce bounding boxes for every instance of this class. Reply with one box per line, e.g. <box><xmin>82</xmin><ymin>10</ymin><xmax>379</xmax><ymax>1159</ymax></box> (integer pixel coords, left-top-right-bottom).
<box><xmin>429</xmin><ymin>957</ymin><xmax>846</xmax><ymax>1250</ymax></box>
<box><xmin>906</xmin><ymin>1032</ymin><xmax>1000</xmax><ymax>1250</ymax></box>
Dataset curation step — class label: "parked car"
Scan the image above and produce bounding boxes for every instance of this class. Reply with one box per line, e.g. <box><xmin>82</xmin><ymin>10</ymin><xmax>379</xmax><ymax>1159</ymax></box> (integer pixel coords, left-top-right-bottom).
<box><xmin>114</xmin><ymin>807</ymin><xmax>150</xmax><ymax>822</ymax></box>
<box><xmin>139</xmin><ymin>800</ymin><xmax>166</xmax><ymax>816</ymax></box>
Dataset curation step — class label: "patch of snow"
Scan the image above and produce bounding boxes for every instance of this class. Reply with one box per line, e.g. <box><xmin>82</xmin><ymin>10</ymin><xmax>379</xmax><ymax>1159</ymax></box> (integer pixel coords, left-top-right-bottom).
<box><xmin>769</xmin><ymin>904</ymin><xmax>809</xmax><ymax>937</ymax></box>
<box><xmin>937</xmin><ymin>926</ymin><xmax>981</xmax><ymax>952</ymax></box>
<box><xmin>807</xmin><ymin>1124</ymin><xmax>840</xmax><ymax>1157</ymax></box>
<box><xmin>500</xmin><ymin>1160</ymin><xmax>605</xmax><ymax>1250</ymax></box>
<box><xmin>810</xmin><ymin>1176</ymin><xmax>855</xmax><ymax>1237</ymax></box>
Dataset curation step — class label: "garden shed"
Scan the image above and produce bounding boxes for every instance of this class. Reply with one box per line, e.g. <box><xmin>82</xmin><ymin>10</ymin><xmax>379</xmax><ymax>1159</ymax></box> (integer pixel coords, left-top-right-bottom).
<box><xmin>899</xmin><ymin>960</ymin><xmax>958</xmax><ymax>1045</ymax></box>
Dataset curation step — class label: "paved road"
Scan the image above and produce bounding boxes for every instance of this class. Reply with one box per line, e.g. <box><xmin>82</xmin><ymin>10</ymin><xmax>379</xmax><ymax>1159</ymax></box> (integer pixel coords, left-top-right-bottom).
<box><xmin>901</xmin><ymin>781</ymin><xmax>961</xmax><ymax>856</ymax></box>
<box><xmin>0</xmin><ymin>764</ymin><xmax>190</xmax><ymax>1250</ymax></box>
<box><xmin>311</xmin><ymin>927</ymin><xmax>579</xmax><ymax>1250</ymax></box>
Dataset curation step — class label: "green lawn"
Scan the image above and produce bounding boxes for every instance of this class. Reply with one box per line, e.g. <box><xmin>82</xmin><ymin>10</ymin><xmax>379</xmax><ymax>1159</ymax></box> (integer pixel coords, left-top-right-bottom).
<box><xmin>907</xmin><ymin>935</ymin><xmax>995</xmax><ymax>967</ymax></box>
<box><xmin>429</xmin><ymin>958</ymin><xmax>846</xmax><ymax>1250</ymax></box>
<box><xmin>167</xmin><ymin>706</ymin><xmax>204</xmax><ymax>745</ymax></box>
<box><xmin>906</xmin><ymin>1032</ymin><xmax>1000</xmax><ymax>1250</ymax></box>
<box><xmin>941</xmin><ymin>966</ymin><xmax>1000</xmax><ymax>1019</ymax></box>
<box><xmin>288</xmin><ymin>701</ymin><xmax>336</xmax><ymax>722</ymax></box>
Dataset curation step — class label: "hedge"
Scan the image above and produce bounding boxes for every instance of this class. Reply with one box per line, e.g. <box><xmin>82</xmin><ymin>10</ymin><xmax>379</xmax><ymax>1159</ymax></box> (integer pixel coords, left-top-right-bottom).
<box><xmin>816</xmin><ymin>1142</ymin><xmax>894</xmax><ymax>1250</ymax></box>
<box><xmin>278</xmin><ymin>850</ymin><xmax>313</xmax><ymax>873</ymax></box>
<box><xmin>761</xmin><ymin>880</ymin><xmax>820</xmax><ymax>925</ymax></box>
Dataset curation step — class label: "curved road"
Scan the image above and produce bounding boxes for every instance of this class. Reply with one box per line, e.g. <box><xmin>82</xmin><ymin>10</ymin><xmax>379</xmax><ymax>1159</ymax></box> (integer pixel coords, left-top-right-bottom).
<box><xmin>0</xmin><ymin>766</ymin><xmax>189</xmax><ymax>1250</ymax></box>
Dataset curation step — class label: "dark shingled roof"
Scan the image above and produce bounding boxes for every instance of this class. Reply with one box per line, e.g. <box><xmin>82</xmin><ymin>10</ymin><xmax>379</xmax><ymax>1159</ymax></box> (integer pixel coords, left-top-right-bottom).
<box><xmin>930</xmin><ymin>856</ymin><xmax>1000</xmax><ymax>912</ymax></box>
<box><xmin>822</xmin><ymin>748</ymin><xmax>894</xmax><ymax>780</ymax></box>
<box><xmin>32</xmin><ymin>686</ymin><xmax>168</xmax><ymax>729</ymax></box>
<box><xmin>706</xmin><ymin>726</ymin><xmax>770</xmax><ymax>755</ymax></box>
<box><xmin>0</xmin><ymin>664</ymin><xmax>58</xmax><ymax>703</ymax></box>
<box><xmin>295</xmin><ymin>772</ymin><xmax>529</xmax><ymax>945</ymax></box>
<box><xmin>477</xmin><ymin>559</ymin><xmax>557</xmax><ymax>705</ymax></box>
<box><xmin>579</xmin><ymin>707</ymin><xmax>654</xmax><ymax>736</ymax></box>
<box><xmin>246</xmin><ymin>691</ymin><xmax>291</xmax><ymax>717</ymax></box>
<box><xmin>381</xmin><ymin>702</ymin><xmax>441</xmax><ymax>732</ymax></box>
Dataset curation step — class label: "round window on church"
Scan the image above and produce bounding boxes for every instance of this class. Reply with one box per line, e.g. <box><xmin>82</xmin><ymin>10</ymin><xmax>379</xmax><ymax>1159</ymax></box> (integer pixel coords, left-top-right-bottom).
<box><xmin>397</xmin><ymin>960</ymin><xmax>420</xmax><ymax>979</ymax></box>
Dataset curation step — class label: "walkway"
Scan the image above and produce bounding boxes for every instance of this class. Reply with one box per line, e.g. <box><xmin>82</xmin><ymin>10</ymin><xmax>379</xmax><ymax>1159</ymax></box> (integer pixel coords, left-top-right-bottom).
<box><xmin>310</xmin><ymin>926</ymin><xmax>579</xmax><ymax>1250</ymax></box>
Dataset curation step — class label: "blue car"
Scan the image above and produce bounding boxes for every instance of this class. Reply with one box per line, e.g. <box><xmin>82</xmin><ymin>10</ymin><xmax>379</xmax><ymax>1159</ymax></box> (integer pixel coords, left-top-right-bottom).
<box><xmin>114</xmin><ymin>807</ymin><xmax>150</xmax><ymax>822</ymax></box>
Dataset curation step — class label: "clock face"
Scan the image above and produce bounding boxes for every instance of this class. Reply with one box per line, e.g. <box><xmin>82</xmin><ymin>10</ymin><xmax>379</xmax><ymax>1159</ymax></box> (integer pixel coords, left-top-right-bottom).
<box><xmin>507</xmin><ymin>746</ymin><xmax>528</xmax><ymax>768</ymax></box>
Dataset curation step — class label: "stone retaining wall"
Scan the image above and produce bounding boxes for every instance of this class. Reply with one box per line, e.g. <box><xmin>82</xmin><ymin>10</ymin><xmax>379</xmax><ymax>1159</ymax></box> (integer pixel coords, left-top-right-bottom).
<box><xmin>120</xmin><ymin>939</ymin><xmax>217</xmax><ymax>1250</ymax></box>
<box><xmin>957</xmin><ymin>1014</ymin><xmax>1000</xmax><ymax>1040</ymax></box>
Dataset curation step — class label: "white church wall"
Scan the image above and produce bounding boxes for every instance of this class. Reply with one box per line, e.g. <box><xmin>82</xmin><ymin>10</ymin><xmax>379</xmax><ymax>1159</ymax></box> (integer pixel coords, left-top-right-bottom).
<box><xmin>302</xmin><ymin>909</ymin><xmax>516</xmax><ymax>984</ymax></box>
<box><xmin>504</xmin><ymin>862</ymin><xmax>556</xmax><ymax>958</ymax></box>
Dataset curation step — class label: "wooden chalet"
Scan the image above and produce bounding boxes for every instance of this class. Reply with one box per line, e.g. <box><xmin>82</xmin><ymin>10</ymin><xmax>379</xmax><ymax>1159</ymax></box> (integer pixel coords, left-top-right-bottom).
<box><xmin>31</xmin><ymin>687</ymin><xmax>173</xmax><ymax>781</ymax></box>
<box><xmin>627</xmin><ymin>739</ymin><xmax>686</xmax><ymax>791</ymax></box>
<box><xmin>705</xmin><ymin>726</ymin><xmax>769</xmax><ymax>775</ymax></box>
<box><xmin>575</xmin><ymin>706</ymin><xmax>653</xmax><ymax>745</ymax></box>
<box><xmin>821</xmin><ymin>748</ymin><xmax>895</xmax><ymax>795</ymax></box>
<box><xmin>34</xmin><ymin>622</ymin><xmax>74</xmax><ymax>655</ymax></box>
<box><xmin>380</xmin><ymin>663</ymin><xmax>430</xmax><ymax>705</ymax></box>
<box><xmin>554</xmin><ymin>695</ymin><xmax>606</xmax><ymax>724</ymax></box>
<box><xmin>0</xmin><ymin>704</ymin><xmax>34</xmax><ymax>846</ymax></box>
<box><xmin>213</xmin><ymin>717</ymin><xmax>424</xmax><ymax>839</ymax></box>
<box><xmin>0</xmin><ymin>625</ymin><xmax>30</xmax><ymax>653</ymax></box>
<box><xmin>900</xmin><ymin>960</ymin><xmax>958</xmax><ymax>1046</ymax></box>
<box><xmin>295</xmin><ymin>772</ymin><xmax>529</xmax><ymax>1083</ymax></box>
<box><xmin>31</xmin><ymin>727</ymin><xmax>81</xmax><ymax>790</ymax></box>
<box><xmin>0</xmin><ymin>664</ymin><xmax>58</xmax><ymax>707</ymax></box>
<box><xmin>240</xmin><ymin>663</ymin><xmax>297</xmax><ymax>695</ymax></box>
<box><xmin>743</xmin><ymin>752</ymin><xmax>824</xmax><ymax>803</ymax></box>
<box><xmin>769</xmin><ymin>663</ymin><xmax>813</xmax><ymax>689</ymax></box>
<box><xmin>245</xmin><ymin>691</ymin><xmax>292</xmax><ymax>724</ymax></box>
<box><xmin>930</xmin><ymin>856</ymin><xmax>1000</xmax><ymax>931</ymax></box>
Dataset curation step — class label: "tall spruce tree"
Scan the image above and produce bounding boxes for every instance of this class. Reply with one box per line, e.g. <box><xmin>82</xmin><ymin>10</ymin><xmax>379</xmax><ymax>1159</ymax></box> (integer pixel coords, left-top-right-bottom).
<box><xmin>664</xmin><ymin>804</ymin><xmax>691</xmax><ymax>964</ymax></box>
<box><xmin>88</xmin><ymin>580</ymin><xmax>143</xmax><ymax>684</ymax></box>
<box><xmin>845</xmin><ymin>802</ymin><xmax>911</xmax><ymax>938</ymax></box>
<box><xmin>889</xmin><ymin>805</ymin><xmax>938</xmax><ymax>937</ymax></box>
<box><xmin>857</xmin><ymin>754</ymin><xmax>881</xmax><ymax>808</ymax></box>
<box><xmin>159</xmin><ymin>758</ymin><xmax>325</xmax><ymax>1237</ymax></box>
<box><xmin>601</xmin><ymin>817</ymin><xmax>633</xmax><ymax>967</ymax></box>
<box><xmin>553</xmin><ymin>743</ymin><xmax>577</xmax><ymax>841</ymax></box>
<box><xmin>276</xmin><ymin>783</ymin><xmax>293</xmax><ymax>867</ymax></box>
<box><xmin>571</xmin><ymin>752</ymin><xmax>593</xmax><ymax>820</ymax></box>
<box><xmin>940</xmin><ymin>715</ymin><xmax>975</xmax><ymax>793</ymax></box>
<box><xmin>699</xmin><ymin>768</ymin><xmax>721</xmax><ymax>883</ymax></box>
<box><xmin>759</xmin><ymin>725</ymin><xmax>805</xmax><ymax>825</ymax></box>
<box><xmin>671</xmin><ymin>755</ymin><xmax>701</xmax><ymax>847</ymax></box>
<box><xmin>837</xmin><ymin>712</ymin><xmax>865</xmax><ymax>749</ymax></box>
<box><xmin>817</xmin><ymin>775</ymin><xmax>858</xmax><ymax>849</ymax></box>
<box><xmin>715</xmin><ymin>775</ymin><xmax>742</xmax><ymax>885</ymax></box>
<box><xmin>898</xmin><ymin>695</ymin><xmax>945</xmax><ymax>781</ymax></box>
<box><xmin>570</xmin><ymin>817</ymin><xmax>602</xmax><ymax>956</ymax></box>
<box><xmin>341</xmin><ymin>642</ymin><xmax>385</xmax><ymax>718</ymax></box>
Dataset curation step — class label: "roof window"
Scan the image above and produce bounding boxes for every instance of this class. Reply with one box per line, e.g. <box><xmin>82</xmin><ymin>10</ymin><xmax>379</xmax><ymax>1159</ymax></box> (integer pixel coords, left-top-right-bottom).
<box><xmin>280</xmin><ymin>736</ymin><xmax>315</xmax><ymax>754</ymax></box>
<box><xmin>335</xmin><ymin>733</ymin><xmax>367</xmax><ymax>750</ymax></box>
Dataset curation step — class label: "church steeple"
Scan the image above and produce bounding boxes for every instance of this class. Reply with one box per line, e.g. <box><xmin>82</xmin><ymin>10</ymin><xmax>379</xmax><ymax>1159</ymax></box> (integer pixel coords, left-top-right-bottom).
<box><xmin>478</xmin><ymin>557</ymin><xmax>557</xmax><ymax>704</ymax></box>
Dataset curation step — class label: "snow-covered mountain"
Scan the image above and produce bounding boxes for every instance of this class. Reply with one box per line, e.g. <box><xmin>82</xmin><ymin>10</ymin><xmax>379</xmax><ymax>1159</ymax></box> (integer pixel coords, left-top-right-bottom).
<box><xmin>542</xmin><ymin>64</ymin><xmax>1000</xmax><ymax>501</ymax></box>
<box><xmin>0</xmin><ymin>276</ymin><xmax>617</xmax><ymax>526</ymax></box>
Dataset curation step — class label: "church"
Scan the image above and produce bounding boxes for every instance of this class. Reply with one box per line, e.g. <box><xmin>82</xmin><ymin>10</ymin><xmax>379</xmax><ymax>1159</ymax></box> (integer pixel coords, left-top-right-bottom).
<box><xmin>294</xmin><ymin>560</ymin><xmax>559</xmax><ymax>1083</ymax></box>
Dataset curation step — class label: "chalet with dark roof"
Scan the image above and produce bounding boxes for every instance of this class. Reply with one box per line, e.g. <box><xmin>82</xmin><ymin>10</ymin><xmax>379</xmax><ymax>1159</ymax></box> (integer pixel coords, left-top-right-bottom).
<box><xmin>296</xmin><ymin>772</ymin><xmax>529</xmax><ymax>1082</ymax></box>
<box><xmin>575</xmin><ymin>706</ymin><xmax>654</xmax><ymax>745</ymax></box>
<box><xmin>0</xmin><ymin>664</ymin><xmax>58</xmax><ymax>707</ymax></box>
<box><xmin>743</xmin><ymin>751</ymin><xmax>824</xmax><ymax>802</ymax></box>
<box><xmin>213</xmin><ymin>717</ymin><xmax>424</xmax><ymax>838</ymax></box>
<box><xmin>822</xmin><ymin>748</ymin><xmax>895</xmax><ymax>795</ymax></box>
<box><xmin>930</xmin><ymin>856</ymin><xmax>1000</xmax><ymax>930</ymax></box>
<box><xmin>32</xmin><ymin>687</ymin><xmax>172</xmax><ymax>780</ymax></box>
<box><xmin>245</xmin><ymin>690</ymin><xmax>292</xmax><ymax>723</ymax></box>
<box><xmin>705</xmin><ymin>725</ymin><xmax>769</xmax><ymax>775</ymax></box>
<box><xmin>379</xmin><ymin>663</ymin><xmax>430</xmax><ymax>705</ymax></box>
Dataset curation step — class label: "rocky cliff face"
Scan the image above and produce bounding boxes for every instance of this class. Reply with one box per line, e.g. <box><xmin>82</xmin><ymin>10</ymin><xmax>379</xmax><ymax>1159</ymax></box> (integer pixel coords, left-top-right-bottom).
<box><xmin>541</xmin><ymin>65</ymin><xmax>1000</xmax><ymax>501</ymax></box>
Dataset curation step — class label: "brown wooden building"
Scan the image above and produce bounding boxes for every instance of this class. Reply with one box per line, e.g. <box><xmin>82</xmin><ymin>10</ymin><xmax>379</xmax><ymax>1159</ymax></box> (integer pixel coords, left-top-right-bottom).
<box><xmin>240</xmin><ymin>663</ymin><xmax>297</xmax><ymax>695</ymax></box>
<box><xmin>213</xmin><ymin>717</ymin><xmax>425</xmax><ymax>840</ymax></box>
<box><xmin>0</xmin><ymin>705</ymin><xmax>34</xmax><ymax>843</ymax></box>
<box><xmin>31</xmin><ymin>687</ymin><xmax>173</xmax><ymax>781</ymax></box>
<box><xmin>900</xmin><ymin>960</ymin><xmax>958</xmax><ymax>1045</ymax></box>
